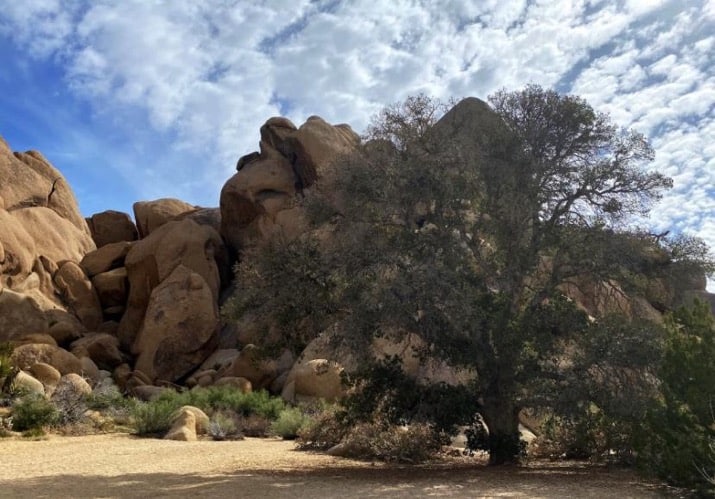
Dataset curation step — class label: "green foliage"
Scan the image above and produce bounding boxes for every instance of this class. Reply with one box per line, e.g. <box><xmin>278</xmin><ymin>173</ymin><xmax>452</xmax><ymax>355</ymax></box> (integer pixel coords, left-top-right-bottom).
<box><xmin>636</xmin><ymin>300</ymin><xmax>715</xmax><ymax>493</ymax></box>
<box><xmin>130</xmin><ymin>398</ymin><xmax>176</xmax><ymax>436</ymax></box>
<box><xmin>341</xmin><ymin>357</ymin><xmax>478</xmax><ymax>434</ymax></box>
<box><xmin>0</xmin><ymin>342</ymin><xmax>17</xmax><ymax>394</ymax></box>
<box><xmin>270</xmin><ymin>406</ymin><xmax>311</xmax><ymax>439</ymax></box>
<box><xmin>220</xmin><ymin>86</ymin><xmax>712</xmax><ymax>465</ymax></box>
<box><xmin>222</xmin><ymin>238</ymin><xmax>340</xmax><ymax>355</ymax></box>
<box><xmin>131</xmin><ymin>386</ymin><xmax>286</xmax><ymax>437</ymax></box>
<box><xmin>11</xmin><ymin>394</ymin><xmax>59</xmax><ymax>432</ymax></box>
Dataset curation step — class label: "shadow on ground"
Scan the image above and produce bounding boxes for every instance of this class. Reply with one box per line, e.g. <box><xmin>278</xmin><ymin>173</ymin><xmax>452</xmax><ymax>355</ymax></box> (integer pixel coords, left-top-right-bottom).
<box><xmin>0</xmin><ymin>463</ymin><xmax>675</xmax><ymax>498</ymax></box>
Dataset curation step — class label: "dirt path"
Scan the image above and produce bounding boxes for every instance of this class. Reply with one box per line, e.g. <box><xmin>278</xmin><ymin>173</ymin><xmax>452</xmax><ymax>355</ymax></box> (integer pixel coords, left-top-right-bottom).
<box><xmin>0</xmin><ymin>433</ymin><xmax>676</xmax><ymax>498</ymax></box>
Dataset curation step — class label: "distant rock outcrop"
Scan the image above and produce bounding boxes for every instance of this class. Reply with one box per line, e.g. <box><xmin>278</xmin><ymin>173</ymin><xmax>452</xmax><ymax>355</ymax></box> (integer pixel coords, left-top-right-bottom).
<box><xmin>220</xmin><ymin>115</ymin><xmax>359</xmax><ymax>252</ymax></box>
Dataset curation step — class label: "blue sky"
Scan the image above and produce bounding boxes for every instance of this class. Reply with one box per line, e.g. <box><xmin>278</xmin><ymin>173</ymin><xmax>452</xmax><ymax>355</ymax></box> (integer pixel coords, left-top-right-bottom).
<box><xmin>0</xmin><ymin>1</ymin><xmax>713</xmax><ymax>277</ymax></box>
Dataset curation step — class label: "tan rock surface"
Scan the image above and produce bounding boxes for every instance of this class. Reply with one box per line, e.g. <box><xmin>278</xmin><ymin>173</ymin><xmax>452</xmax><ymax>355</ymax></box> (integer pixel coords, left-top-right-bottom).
<box><xmin>11</xmin><ymin>343</ymin><xmax>83</xmax><ymax>375</ymax></box>
<box><xmin>70</xmin><ymin>333</ymin><xmax>124</xmax><ymax>370</ymax></box>
<box><xmin>81</xmin><ymin>242</ymin><xmax>132</xmax><ymax>277</ymax></box>
<box><xmin>132</xmin><ymin>265</ymin><xmax>219</xmax><ymax>383</ymax></box>
<box><xmin>118</xmin><ymin>218</ymin><xmax>225</xmax><ymax>349</ymax></box>
<box><xmin>220</xmin><ymin>115</ymin><xmax>358</xmax><ymax>251</ymax></box>
<box><xmin>86</xmin><ymin>210</ymin><xmax>138</xmax><ymax>247</ymax></box>
<box><xmin>0</xmin><ymin>288</ymin><xmax>49</xmax><ymax>342</ymax></box>
<box><xmin>92</xmin><ymin>267</ymin><xmax>128</xmax><ymax>311</ymax></box>
<box><xmin>133</xmin><ymin>198</ymin><xmax>196</xmax><ymax>238</ymax></box>
<box><xmin>54</xmin><ymin>261</ymin><xmax>103</xmax><ymax>331</ymax></box>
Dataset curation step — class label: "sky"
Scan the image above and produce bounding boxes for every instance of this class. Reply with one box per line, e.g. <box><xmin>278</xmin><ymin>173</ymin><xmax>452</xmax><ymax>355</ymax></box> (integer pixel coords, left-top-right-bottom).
<box><xmin>0</xmin><ymin>0</ymin><xmax>713</xmax><ymax>278</ymax></box>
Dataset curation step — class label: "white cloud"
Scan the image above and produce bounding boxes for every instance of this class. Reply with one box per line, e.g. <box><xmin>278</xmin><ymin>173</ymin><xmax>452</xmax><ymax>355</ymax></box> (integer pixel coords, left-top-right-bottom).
<box><xmin>0</xmin><ymin>0</ymin><xmax>713</xmax><ymax>284</ymax></box>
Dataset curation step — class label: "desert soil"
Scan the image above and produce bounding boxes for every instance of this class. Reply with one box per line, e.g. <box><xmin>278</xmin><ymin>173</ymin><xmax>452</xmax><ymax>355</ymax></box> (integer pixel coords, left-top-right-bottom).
<box><xmin>0</xmin><ymin>433</ymin><xmax>679</xmax><ymax>498</ymax></box>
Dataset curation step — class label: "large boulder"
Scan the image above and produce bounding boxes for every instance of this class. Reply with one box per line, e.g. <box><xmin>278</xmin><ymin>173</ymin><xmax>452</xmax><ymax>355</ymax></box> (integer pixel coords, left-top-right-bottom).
<box><xmin>0</xmin><ymin>137</ymin><xmax>97</xmax><ymax>342</ymax></box>
<box><xmin>281</xmin><ymin>358</ymin><xmax>344</xmax><ymax>403</ymax></box>
<box><xmin>86</xmin><ymin>210</ymin><xmax>138</xmax><ymax>247</ymax></box>
<box><xmin>27</xmin><ymin>362</ymin><xmax>61</xmax><ymax>393</ymax></box>
<box><xmin>0</xmin><ymin>288</ymin><xmax>49</xmax><ymax>342</ymax></box>
<box><xmin>11</xmin><ymin>207</ymin><xmax>94</xmax><ymax>266</ymax></box>
<box><xmin>11</xmin><ymin>343</ymin><xmax>83</xmax><ymax>375</ymax></box>
<box><xmin>117</xmin><ymin>219</ymin><xmax>227</xmax><ymax>349</ymax></box>
<box><xmin>12</xmin><ymin>370</ymin><xmax>45</xmax><ymax>396</ymax></box>
<box><xmin>133</xmin><ymin>198</ymin><xmax>196</xmax><ymax>238</ymax></box>
<box><xmin>220</xmin><ymin>115</ymin><xmax>359</xmax><ymax>251</ymax></box>
<box><xmin>164</xmin><ymin>406</ymin><xmax>209</xmax><ymax>441</ymax></box>
<box><xmin>92</xmin><ymin>267</ymin><xmax>129</xmax><ymax>313</ymax></box>
<box><xmin>0</xmin><ymin>143</ymin><xmax>89</xmax><ymax>236</ymax></box>
<box><xmin>70</xmin><ymin>333</ymin><xmax>124</xmax><ymax>370</ymax></box>
<box><xmin>53</xmin><ymin>262</ymin><xmax>103</xmax><ymax>331</ymax></box>
<box><xmin>132</xmin><ymin>265</ymin><xmax>219</xmax><ymax>383</ymax></box>
<box><xmin>81</xmin><ymin>242</ymin><xmax>133</xmax><ymax>277</ymax></box>
<box><xmin>227</xmin><ymin>344</ymin><xmax>294</xmax><ymax>390</ymax></box>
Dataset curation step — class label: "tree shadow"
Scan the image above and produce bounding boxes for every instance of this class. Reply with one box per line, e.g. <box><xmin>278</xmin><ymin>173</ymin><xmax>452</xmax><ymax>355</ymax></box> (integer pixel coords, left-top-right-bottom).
<box><xmin>0</xmin><ymin>463</ymin><xmax>674</xmax><ymax>499</ymax></box>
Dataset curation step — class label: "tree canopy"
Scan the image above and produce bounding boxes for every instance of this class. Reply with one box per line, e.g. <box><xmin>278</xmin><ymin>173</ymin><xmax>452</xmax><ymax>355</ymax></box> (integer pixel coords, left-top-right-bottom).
<box><xmin>224</xmin><ymin>85</ymin><xmax>713</xmax><ymax>465</ymax></box>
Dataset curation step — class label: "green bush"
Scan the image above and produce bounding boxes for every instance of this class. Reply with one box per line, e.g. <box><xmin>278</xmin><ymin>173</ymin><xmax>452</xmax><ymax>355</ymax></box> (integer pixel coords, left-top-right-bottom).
<box><xmin>636</xmin><ymin>300</ymin><xmax>715</xmax><ymax>494</ymax></box>
<box><xmin>11</xmin><ymin>394</ymin><xmax>59</xmax><ymax>432</ymax></box>
<box><xmin>131</xmin><ymin>386</ymin><xmax>286</xmax><ymax>437</ymax></box>
<box><xmin>0</xmin><ymin>342</ymin><xmax>17</xmax><ymax>395</ymax></box>
<box><xmin>271</xmin><ymin>407</ymin><xmax>310</xmax><ymax>439</ymax></box>
<box><xmin>130</xmin><ymin>398</ymin><xmax>176</xmax><ymax>436</ymax></box>
<box><xmin>152</xmin><ymin>386</ymin><xmax>285</xmax><ymax>419</ymax></box>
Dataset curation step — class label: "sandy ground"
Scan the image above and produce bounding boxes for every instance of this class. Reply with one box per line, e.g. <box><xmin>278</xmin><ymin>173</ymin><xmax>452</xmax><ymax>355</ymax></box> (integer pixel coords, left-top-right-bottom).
<box><xmin>0</xmin><ymin>433</ymin><xmax>678</xmax><ymax>498</ymax></box>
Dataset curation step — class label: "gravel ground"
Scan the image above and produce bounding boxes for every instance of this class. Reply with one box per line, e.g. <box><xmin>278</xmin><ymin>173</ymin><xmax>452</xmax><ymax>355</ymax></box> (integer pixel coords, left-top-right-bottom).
<box><xmin>0</xmin><ymin>433</ymin><xmax>679</xmax><ymax>498</ymax></box>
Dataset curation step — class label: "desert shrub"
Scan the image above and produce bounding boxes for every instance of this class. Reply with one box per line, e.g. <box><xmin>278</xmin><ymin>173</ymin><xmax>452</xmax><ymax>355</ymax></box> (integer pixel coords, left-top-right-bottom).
<box><xmin>0</xmin><ymin>342</ymin><xmax>14</xmax><ymax>381</ymax></box>
<box><xmin>338</xmin><ymin>422</ymin><xmax>443</xmax><ymax>463</ymax></box>
<box><xmin>297</xmin><ymin>403</ymin><xmax>348</xmax><ymax>450</ymax></box>
<box><xmin>86</xmin><ymin>385</ymin><xmax>136</xmax><ymax>426</ymax></box>
<box><xmin>153</xmin><ymin>386</ymin><xmax>285</xmax><ymax>419</ymax></box>
<box><xmin>209</xmin><ymin>411</ymin><xmax>240</xmax><ymax>441</ymax></box>
<box><xmin>0</xmin><ymin>342</ymin><xmax>18</xmax><ymax>398</ymax></box>
<box><xmin>52</xmin><ymin>385</ymin><xmax>90</xmax><ymax>426</ymax></box>
<box><xmin>0</xmin><ymin>414</ymin><xmax>13</xmax><ymax>437</ymax></box>
<box><xmin>130</xmin><ymin>398</ymin><xmax>177</xmax><ymax>436</ymax></box>
<box><xmin>236</xmin><ymin>414</ymin><xmax>272</xmax><ymax>437</ymax></box>
<box><xmin>270</xmin><ymin>406</ymin><xmax>310</xmax><ymax>439</ymax></box>
<box><xmin>11</xmin><ymin>394</ymin><xmax>59</xmax><ymax>432</ymax></box>
<box><xmin>130</xmin><ymin>386</ymin><xmax>286</xmax><ymax>438</ymax></box>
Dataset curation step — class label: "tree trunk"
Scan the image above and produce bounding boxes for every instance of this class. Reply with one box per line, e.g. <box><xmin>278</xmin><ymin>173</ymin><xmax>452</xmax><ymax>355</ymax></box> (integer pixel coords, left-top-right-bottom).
<box><xmin>481</xmin><ymin>397</ymin><xmax>521</xmax><ymax>465</ymax></box>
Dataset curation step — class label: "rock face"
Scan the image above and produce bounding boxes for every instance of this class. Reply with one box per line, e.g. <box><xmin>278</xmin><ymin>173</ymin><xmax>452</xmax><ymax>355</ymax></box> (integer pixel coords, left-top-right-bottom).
<box><xmin>53</xmin><ymin>262</ymin><xmax>103</xmax><ymax>331</ymax></box>
<box><xmin>86</xmin><ymin>210</ymin><xmax>138</xmax><ymax>247</ymax></box>
<box><xmin>133</xmin><ymin>198</ymin><xmax>196</xmax><ymax>238</ymax></box>
<box><xmin>0</xmin><ymin>136</ymin><xmax>96</xmax><ymax>342</ymax></box>
<box><xmin>118</xmin><ymin>218</ymin><xmax>227</xmax><ymax>350</ymax></box>
<box><xmin>11</xmin><ymin>343</ymin><xmax>83</xmax><ymax>376</ymax></box>
<box><xmin>132</xmin><ymin>265</ymin><xmax>219</xmax><ymax>383</ymax></box>
<box><xmin>220</xmin><ymin>115</ymin><xmax>359</xmax><ymax>252</ymax></box>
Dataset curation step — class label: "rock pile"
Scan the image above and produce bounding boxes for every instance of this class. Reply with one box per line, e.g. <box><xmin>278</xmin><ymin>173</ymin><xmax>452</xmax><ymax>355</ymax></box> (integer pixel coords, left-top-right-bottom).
<box><xmin>2</xmin><ymin>101</ymin><xmax>713</xmax><ymax>409</ymax></box>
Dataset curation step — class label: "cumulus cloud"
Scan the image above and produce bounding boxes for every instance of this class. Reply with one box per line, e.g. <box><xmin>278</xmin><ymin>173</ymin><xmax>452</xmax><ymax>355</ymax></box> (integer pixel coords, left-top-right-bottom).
<box><xmin>0</xmin><ymin>0</ymin><xmax>713</xmax><ymax>281</ymax></box>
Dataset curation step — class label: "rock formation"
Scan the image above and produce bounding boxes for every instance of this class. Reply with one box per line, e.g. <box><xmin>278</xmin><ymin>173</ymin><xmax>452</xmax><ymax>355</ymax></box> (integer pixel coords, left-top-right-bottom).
<box><xmin>2</xmin><ymin>98</ymin><xmax>713</xmax><ymax>409</ymax></box>
<box><xmin>220</xmin><ymin>115</ymin><xmax>359</xmax><ymax>252</ymax></box>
